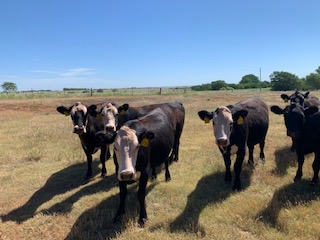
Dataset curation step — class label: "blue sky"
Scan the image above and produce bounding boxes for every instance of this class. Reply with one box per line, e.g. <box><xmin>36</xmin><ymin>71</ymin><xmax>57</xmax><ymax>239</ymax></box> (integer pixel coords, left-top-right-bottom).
<box><xmin>1</xmin><ymin>0</ymin><xmax>320</xmax><ymax>91</ymax></box>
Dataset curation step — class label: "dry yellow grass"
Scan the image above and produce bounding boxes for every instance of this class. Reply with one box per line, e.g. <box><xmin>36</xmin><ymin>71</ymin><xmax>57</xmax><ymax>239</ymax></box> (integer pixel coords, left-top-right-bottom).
<box><xmin>1</xmin><ymin>91</ymin><xmax>320</xmax><ymax>240</ymax></box>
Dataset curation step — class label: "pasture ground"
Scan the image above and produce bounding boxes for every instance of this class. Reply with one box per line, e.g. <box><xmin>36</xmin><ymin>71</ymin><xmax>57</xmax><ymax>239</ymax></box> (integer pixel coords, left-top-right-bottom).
<box><xmin>1</xmin><ymin>91</ymin><xmax>320</xmax><ymax>240</ymax></box>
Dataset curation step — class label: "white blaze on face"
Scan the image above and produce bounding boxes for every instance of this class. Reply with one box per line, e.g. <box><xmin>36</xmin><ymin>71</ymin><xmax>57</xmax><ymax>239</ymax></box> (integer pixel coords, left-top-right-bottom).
<box><xmin>70</xmin><ymin>102</ymin><xmax>88</xmax><ymax>133</ymax></box>
<box><xmin>212</xmin><ymin>107</ymin><xmax>233</xmax><ymax>146</ymax></box>
<box><xmin>114</xmin><ymin>126</ymin><xmax>140</xmax><ymax>181</ymax></box>
<box><xmin>101</xmin><ymin>103</ymin><xmax>118</xmax><ymax>133</ymax></box>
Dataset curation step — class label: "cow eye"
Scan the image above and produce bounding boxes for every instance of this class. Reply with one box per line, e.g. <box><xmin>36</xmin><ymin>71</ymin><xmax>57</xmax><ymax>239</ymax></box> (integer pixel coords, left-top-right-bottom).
<box><xmin>229</xmin><ymin>123</ymin><xmax>233</xmax><ymax>130</ymax></box>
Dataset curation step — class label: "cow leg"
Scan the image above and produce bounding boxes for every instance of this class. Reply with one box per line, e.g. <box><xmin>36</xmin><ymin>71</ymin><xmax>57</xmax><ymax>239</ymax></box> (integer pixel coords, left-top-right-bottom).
<box><xmin>151</xmin><ymin>167</ymin><xmax>157</xmax><ymax>181</ymax></box>
<box><xmin>113</xmin><ymin>181</ymin><xmax>127</xmax><ymax>223</ymax></box>
<box><xmin>259</xmin><ymin>141</ymin><xmax>265</xmax><ymax>160</ymax></box>
<box><xmin>137</xmin><ymin>170</ymin><xmax>148</xmax><ymax>227</ymax></box>
<box><xmin>290</xmin><ymin>138</ymin><xmax>296</xmax><ymax>152</ymax></box>
<box><xmin>100</xmin><ymin>145</ymin><xmax>107</xmax><ymax>178</ymax></box>
<box><xmin>294</xmin><ymin>153</ymin><xmax>304</xmax><ymax>182</ymax></box>
<box><xmin>247</xmin><ymin>145</ymin><xmax>254</xmax><ymax>165</ymax></box>
<box><xmin>165</xmin><ymin>157</ymin><xmax>171</xmax><ymax>181</ymax></box>
<box><xmin>106</xmin><ymin>144</ymin><xmax>111</xmax><ymax>160</ymax></box>
<box><xmin>113</xmin><ymin>153</ymin><xmax>119</xmax><ymax>175</ymax></box>
<box><xmin>233</xmin><ymin>148</ymin><xmax>245</xmax><ymax>191</ymax></box>
<box><xmin>311</xmin><ymin>153</ymin><xmax>320</xmax><ymax>185</ymax></box>
<box><xmin>223</xmin><ymin>153</ymin><xmax>232</xmax><ymax>182</ymax></box>
<box><xmin>83</xmin><ymin>145</ymin><xmax>93</xmax><ymax>179</ymax></box>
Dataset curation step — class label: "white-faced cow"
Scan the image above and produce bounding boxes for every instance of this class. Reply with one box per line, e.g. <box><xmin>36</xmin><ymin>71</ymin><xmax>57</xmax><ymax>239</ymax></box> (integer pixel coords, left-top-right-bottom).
<box><xmin>279</xmin><ymin>91</ymin><xmax>320</xmax><ymax>151</ymax></box>
<box><xmin>57</xmin><ymin>102</ymin><xmax>112</xmax><ymax>179</ymax></box>
<box><xmin>270</xmin><ymin>103</ymin><xmax>320</xmax><ymax>184</ymax></box>
<box><xmin>113</xmin><ymin>108</ymin><xmax>174</xmax><ymax>227</ymax></box>
<box><xmin>198</xmin><ymin>97</ymin><xmax>269</xmax><ymax>190</ymax></box>
<box><xmin>89</xmin><ymin>101</ymin><xmax>185</xmax><ymax>180</ymax></box>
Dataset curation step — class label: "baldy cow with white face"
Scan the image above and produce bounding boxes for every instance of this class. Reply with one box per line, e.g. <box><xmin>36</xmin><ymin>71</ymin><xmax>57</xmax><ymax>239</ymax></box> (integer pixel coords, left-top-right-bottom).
<box><xmin>198</xmin><ymin>97</ymin><xmax>269</xmax><ymax>190</ymax></box>
<box><xmin>113</xmin><ymin>108</ymin><xmax>174</xmax><ymax>227</ymax></box>
<box><xmin>57</xmin><ymin>102</ymin><xmax>111</xmax><ymax>179</ymax></box>
<box><xmin>89</xmin><ymin>101</ymin><xmax>185</xmax><ymax>180</ymax></box>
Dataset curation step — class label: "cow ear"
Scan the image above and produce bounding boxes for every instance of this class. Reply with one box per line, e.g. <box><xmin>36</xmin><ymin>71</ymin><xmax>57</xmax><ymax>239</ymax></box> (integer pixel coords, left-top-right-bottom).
<box><xmin>271</xmin><ymin>105</ymin><xmax>287</xmax><ymax>114</ymax></box>
<box><xmin>139</xmin><ymin>131</ymin><xmax>155</xmax><ymax>148</ymax></box>
<box><xmin>57</xmin><ymin>106</ymin><xmax>71</xmax><ymax>116</ymax></box>
<box><xmin>304</xmin><ymin>106</ymin><xmax>319</xmax><ymax>116</ymax></box>
<box><xmin>198</xmin><ymin>110</ymin><xmax>213</xmax><ymax>123</ymax></box>
<box><xmin>303</xmin><ymin>91</ymin><xmax>310</xmax><ymax>98</ymax></box>
<box><xmin>234</xmin><ymin>110</ymin><xmax>248</xmax><ymax>125</ymax></box>
<box><xmin>270</xmin><ymin>105</ymin><xmax>285</xmax><ymax>115</ymax></box>
<box><xmin>118</xmin><ymin>104</ymin><xmax>129</xmax><ymax>115</ymax></box>
<box><xmin>281</xmin><ymin>94</ymin><xmax>290</xmax><ymax>102</ymax></box>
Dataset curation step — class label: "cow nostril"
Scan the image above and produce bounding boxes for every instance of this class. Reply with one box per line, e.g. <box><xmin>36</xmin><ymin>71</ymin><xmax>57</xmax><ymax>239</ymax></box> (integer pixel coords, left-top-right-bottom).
<box><xmin>217</xmin><ymin>139</ymin><xmax>228</xmax><ymax>146</ymax></box>
<box><xmin>105</xmin><ymin>126</ymin><xmax>115</xmax><ymax>132</ymax></box>
<box><xmin>120</xmin><ymin>171</ymin><xmax>134</xmax><ymax>181</ymax></box>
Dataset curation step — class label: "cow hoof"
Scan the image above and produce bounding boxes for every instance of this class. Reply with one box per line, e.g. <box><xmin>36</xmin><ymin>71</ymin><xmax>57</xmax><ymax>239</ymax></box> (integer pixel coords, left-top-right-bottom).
<box><xmin>232</xmin><ymin>185</ymin><xmax>241</xmax><ymax>191</ymax></box>
<box><xmin>224</xmin><ymin>175</ymin><xmax>232</xmax><ymax>182</ymax></box>
<box><xmin>165</xmin><ymin>177</ymin><xmax>171</xmax><ymax>182</ymax></box>
<box><xmin>138</xmin><ymin>218</ymin><xmax>148</xmax><ymax>228</ymax></box>
<box><xmin>310</xmin><ymin>179</ymin><xmax>319</xmax><ymax>186</ymax></box>
<box><xmin>151</xmin><ymin>175</ymin><xmax>157</xmax><ymax>181</ymax></box>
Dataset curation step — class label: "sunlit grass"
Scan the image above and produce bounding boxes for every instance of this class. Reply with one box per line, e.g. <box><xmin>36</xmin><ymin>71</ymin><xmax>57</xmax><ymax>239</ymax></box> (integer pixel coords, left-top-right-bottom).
<box><xmin>1</xmin><ymin>91</ymin><xmax>320</xmax><ymax>239</ymax></box>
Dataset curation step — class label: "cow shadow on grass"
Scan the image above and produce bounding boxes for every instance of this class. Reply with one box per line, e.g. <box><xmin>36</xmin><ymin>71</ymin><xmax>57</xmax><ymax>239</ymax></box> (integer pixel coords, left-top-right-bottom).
<box><xmin>65</xmin><ymin>182</ymin><xmax>158</xmax><ymax>240</ymax></box>
<box><xmin>271</xmin><ymin>146</ymin><xmax>297</xmax><ymax>177</ymax></box>
<box><xmin>1</xmin><ymin>160</ymin><xmax>113</xmax><ymax>223</ymax></box>
<box><xmin>168</xmin><ymin>165</ymin><xmax>254</xmax><ymax>237</ymax></box>
<box><xmin>256</xmin><ymin>180</ymin><xmax>320</xmax><ymax>230</ymax></box>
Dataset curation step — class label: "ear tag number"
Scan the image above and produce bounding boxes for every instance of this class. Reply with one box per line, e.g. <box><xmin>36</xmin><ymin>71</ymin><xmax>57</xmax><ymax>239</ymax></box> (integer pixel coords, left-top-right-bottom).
<box><xmin>120</xmin><ymin>109</ymin><xmax>126</xmax><ymax>115</ymax></box>
<box><xmin>237</xmin><ymin>116</ymin><xmax>244</xmax><ymax>125</ymax></box>
<box><xmin>284</xmin><ymin>99</ymin><xmax>289</xmax><ymax>102</ymax></box>
<box><xmin>140</xmin><ymin>138</ymin><xmax>149</xmax><ymax>147</ymax></box>
<box><xmin>64</xmin><ymin>111</ymin><xmax>69</xmax><ymax>116</ymax></box>
<box><xmin>204</xmin><ymin>116</ymin><xmax>210</xmax><ymax>123</ymax></box>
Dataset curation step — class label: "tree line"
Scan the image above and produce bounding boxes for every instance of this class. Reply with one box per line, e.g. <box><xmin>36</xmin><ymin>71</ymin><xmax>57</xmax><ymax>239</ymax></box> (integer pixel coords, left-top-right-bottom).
<box><xmin>191</xmin><ymin>66</ymin><xmax>320</xmax><ymax>91</ymax></box>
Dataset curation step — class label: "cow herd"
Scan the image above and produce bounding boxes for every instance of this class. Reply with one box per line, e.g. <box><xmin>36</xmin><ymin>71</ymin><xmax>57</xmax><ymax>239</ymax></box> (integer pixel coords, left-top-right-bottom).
<box><xmin>57</xmin><ymin>91</ymin><xmax>320</xmax><ymax>227</ymax></box>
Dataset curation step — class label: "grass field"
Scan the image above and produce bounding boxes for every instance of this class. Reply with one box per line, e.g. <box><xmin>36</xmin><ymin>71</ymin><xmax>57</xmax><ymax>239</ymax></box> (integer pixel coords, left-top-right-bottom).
<box><xmin>1</xmin><ymin>90</ymin><xmax>320</xmax><ymax>240</ymax></box>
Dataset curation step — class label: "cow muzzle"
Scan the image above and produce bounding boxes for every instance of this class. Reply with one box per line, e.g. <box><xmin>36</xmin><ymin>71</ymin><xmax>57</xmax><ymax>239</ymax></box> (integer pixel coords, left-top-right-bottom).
<box><xmin>73</xmin><ymin>125</ymin><xmax>86</xmax><ymax>135</ymax></box>
<box><xmin>217</xmin><ymin>139</ymin><xmax>228</xmax><ymax>147</ymax></box>
<box><xmin>119</xmin><ymin>171</ymin><xmax>134</xmax><ymax>181</ymax></box>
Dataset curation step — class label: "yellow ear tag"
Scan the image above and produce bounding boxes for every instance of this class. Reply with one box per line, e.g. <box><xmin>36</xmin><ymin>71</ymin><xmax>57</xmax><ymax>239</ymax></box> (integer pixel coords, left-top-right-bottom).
<box><xmin>140</xmin><ymin>138</ymin><xmax>149</xmax><ymax>147</ymax></box>
<box><xmin>237</xmin><ymin>116</ymin><xmax>244</xmax><ymax>125</ymax></box>
<box><xmin>204</xmin><ymin>116</ymin><xmax>210</xmax><ymax>123</ymax></box>
<box><xmin>284</xmin><ymin>99</ymin><xmax>289</xmax><ymax>103</ymax></box>
<box><xmin>97</xmin><ymin>114</ymin><xmax>103</xmax><ymax>121</ymax></box>
<box><xmin>120</xmin><ymin>109</ymin><xmax>126</xmax><ymax>115</ymax></box>
<box><xmin>64</xmin><ymin>111</ymin><xmax>69</xmax><ymax>116</ymax></box>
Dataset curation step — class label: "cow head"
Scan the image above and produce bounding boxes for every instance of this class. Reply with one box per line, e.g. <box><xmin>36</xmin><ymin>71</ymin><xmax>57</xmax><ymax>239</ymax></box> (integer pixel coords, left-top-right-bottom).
<box><xmin>281</xmin><ymin>91</ymin><xmax>309</xmax><ymax>106</ymax></box>
<box><xmin>198</xmin><ymin>106</ymin><xmax>248</xmax><ymax>147</ymax></box>
<box><xmin>114</xmin><ymin>126</ymin><xmax>154</xmax><ymax>181</ymax></box>
<box><xmin>57</xmin><ymin>102</ymin><xmax>88</xmax><ymax>135</ymax></box>
<box><xmin>88</xmin><ymin>102</ymin><xmax>119</xmax><ymax>134</ymax></box>
<box><xmin>270</xmin><ymin>103</ymin><xmax>319</xmax><ymax>138</ymax></box>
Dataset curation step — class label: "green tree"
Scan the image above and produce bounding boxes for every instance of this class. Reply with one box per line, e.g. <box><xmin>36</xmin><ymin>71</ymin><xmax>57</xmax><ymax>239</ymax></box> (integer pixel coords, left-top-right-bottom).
<box><xmin>211</xmin><ymin>80</ymin><xmax>227</xmax><ymax>90</ymax></box>
<box><xmin>239</xmin><ymin>74</ymin><xmax>260</xmax><ymax>88</ymax></box>
<box><xmin>270</xmin><ymin>71</ymin><xmax>299</xmax><ymax>91</ymax></box>
<box><xmin>315</xmin><ymin>66</ymin><xmax>320</xmax><ymax>74</ymax></box>
<box><xmin>1</xmin><ymin>82</ymin><xmax>17</xmax><ymax>93</ymax></box>
<box><xmin>305</xmin><ymin>73</ymin><xmax>320</xmax><ymax>90</ymax></box>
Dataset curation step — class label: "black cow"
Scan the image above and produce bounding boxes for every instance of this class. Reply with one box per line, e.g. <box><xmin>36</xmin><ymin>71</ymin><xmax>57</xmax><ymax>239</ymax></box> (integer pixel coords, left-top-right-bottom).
<box><xmin>281</xmin><ymin>91</ymin><xmax>320</xmax><ymax>107</ymax></box>
<box><xmin>89</xmin><ymin>101</ymin><xmax>185</xmax><ymax>180</ymax></box>
<box><xmin>113</xmin><ymin>108</ymin><xmax>174</xmax><ymax>226</ymax></box>
<box><xmin>270</xmin><ymin>103</ymin><xmax>320</xmax><ymax>184</ymax></box>
<box><xmin>57</xmin><ymin>102</ymin><xmax>111</xmax><ymax>179</ymax></box>
<box><xmin>280</xmin><ymin>91</ymin><xmax>320</xmax><ymax>151</ymax></box>
<box><xmin>198</xmin><ymin>97</ymin><xmax>269</xmax><ymax>190</ymax></box>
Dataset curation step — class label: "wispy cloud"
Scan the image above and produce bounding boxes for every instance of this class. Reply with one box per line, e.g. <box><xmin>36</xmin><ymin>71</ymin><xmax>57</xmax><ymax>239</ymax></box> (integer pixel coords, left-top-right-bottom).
<box><xmin>31</xmin><ymin>68</ymin><xmax>97</xmax><ymax>77</ymax></box>
<box><xmin>60</xmin><ymin>68</ymin><xmax>97</xmax><ymax>77</ymax></box>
